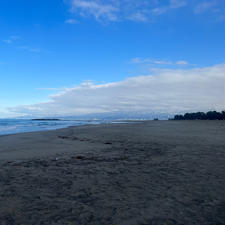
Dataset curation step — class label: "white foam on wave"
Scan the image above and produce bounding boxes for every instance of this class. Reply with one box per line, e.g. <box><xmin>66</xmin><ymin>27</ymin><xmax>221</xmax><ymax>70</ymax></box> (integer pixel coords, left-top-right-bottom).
<box><xmin>0</xmin><ymin>119</ymin><xmax>103</xmax><ymax>136</ymax></box>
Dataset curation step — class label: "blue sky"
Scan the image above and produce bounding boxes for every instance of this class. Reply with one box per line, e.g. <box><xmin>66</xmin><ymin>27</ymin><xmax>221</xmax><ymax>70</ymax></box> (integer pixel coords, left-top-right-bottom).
<box><xmin>0</xmin><ymin>0</ymin><xmax>224</xmax><ymax>117</ymax></box>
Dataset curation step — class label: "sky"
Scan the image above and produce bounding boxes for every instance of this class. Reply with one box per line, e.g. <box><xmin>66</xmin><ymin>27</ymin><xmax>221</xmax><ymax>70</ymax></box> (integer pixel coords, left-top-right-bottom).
<box><xmin>0</xmin><ymin>0</ymin><xmax>224</xmax><ymax>118</ymax></box>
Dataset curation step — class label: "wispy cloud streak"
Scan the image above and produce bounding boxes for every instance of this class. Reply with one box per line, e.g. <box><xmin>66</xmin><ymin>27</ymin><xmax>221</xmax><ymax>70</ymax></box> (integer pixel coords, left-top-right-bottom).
<box><xmin>2</xmin><ymin>35</ymin><xmax>20</xmax><ymax>44</ymax></box>
<box><xmin>67</xmin><ymin>0</ymin><xmax>187</xmax><ymax>23</ymax></box>
<box><xmin>194</xmin><ymin>0</ymin><xmax>224</xmax><ymax>21</ymax></box>
<box><xmin>70</xmin><ymin>0</ymin><xmax>118</xmax><ymax>22</ymax></box>
<box><xmin>19</xmin><ymin>46</ymin><xmax>52</xmax><ymax>53</ymax></box>
<box><xmin>131</xmin><ymin>58</ymin><xmax>189</xmax><ymax>66</ymax></box>
<box><xmin>65</xmin><ymin>19</ymin><xmax>78</xmax><ymax>24</ymax></box>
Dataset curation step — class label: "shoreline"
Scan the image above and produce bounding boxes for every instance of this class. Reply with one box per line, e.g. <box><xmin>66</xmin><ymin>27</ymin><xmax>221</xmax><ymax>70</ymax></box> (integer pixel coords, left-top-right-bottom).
<box><xmin>0</xmin><ymin>119</ymin><xmax>143</xmax><ymax>138</ymax></box>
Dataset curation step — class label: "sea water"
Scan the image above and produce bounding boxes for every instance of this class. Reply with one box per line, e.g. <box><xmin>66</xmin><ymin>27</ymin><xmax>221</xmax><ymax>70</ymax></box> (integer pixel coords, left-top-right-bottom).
<box><xmin>0</xmin><ymin>119</ymin><xmax>102</xmax><ymax>136</ymax></box>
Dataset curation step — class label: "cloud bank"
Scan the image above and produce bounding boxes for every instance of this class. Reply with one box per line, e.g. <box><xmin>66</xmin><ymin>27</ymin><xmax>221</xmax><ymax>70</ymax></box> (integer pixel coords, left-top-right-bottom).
<box><xmin>9</xmin><ymin>64</ymin><xmax>225</xmax><ymax>118</ymax></box>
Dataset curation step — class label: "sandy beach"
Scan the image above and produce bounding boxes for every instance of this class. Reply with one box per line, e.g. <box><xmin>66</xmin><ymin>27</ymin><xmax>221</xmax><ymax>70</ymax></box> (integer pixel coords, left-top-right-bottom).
<box><xmin>0</xmin><ymin>121</ymin><xmax>224</xmax><ymax>225</ymax></box>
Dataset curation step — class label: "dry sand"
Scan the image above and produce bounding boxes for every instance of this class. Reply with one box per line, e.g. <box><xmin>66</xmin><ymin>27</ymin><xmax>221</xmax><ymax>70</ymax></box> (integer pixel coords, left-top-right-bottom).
<box><xmin>0</xmin><ymin>121</ymin><xmax>224</xmax><ymax>225</ymax></box>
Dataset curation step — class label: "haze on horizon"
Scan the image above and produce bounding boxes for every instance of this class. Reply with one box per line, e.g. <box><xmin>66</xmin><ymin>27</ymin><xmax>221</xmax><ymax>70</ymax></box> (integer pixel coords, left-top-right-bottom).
<box><xmin>0</xmin><ymin>0</ymin><xmax>224</xmax><ymax>118</ymax></box>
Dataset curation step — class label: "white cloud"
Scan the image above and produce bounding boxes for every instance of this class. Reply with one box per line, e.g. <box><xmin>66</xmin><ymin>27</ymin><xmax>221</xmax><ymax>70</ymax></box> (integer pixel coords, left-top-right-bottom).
<box><xmin>8</xmin><ymin>64</ymin><xmax>225</xmax><ymax>117</ymax></box>
<box><xmin>176</xmin><ymin>60</ymin><xmax>188</xmax><ymax>65</ymax></box>
<box><xmin>131</xmin><ymin>57</ymin><xmax>151</xmax><ymax>64</ymax></box>
<box><xmin>20</xmin><ymin>46</ymin><xmax>41</xmax><ymax>53</ymax></box>
<box><xmin>194</xmin><ymin>0</ymin><xmax>225</xmax><ymax>20</ymax></box>
<box><xmin>70</xmin><ymin>0</ymin><xmax>118</xmax><ymax>22</ymax></box>
<box><xmin>131</xmin><ymin>58</ymin><xmax>188</xmax><ymax>66</ymax></box>
<box><xmin>194</xmin><ymin>1</ymin><xmax>215</xmax><ymax>14</ymax></box>
<box><xmin>65</xmin><ymin>19</ymin><xmax>79</xmax><ymax>24</ymax></box>
<box><xmin>151</xmin><ymin>7</ymin><xmax>168</xmax><ymax>16</ymax></box>
<box><xmin>3</xmin><ymin>39</ymin><xmax>12</xmax><ymax>44</ymax></box>
<box><xmin>10</xmin><ymin>35</ymin><xmax>20</xmax><ymax>40</ymax></box>
<box><xmin>151</xmin><ymin>0</ymin><xmax>186</xmax><ymax>15</ymax></box>
<box><xmin>170</xmin><ymin>0</ymin><xmax>186</xmax><ymax>9</ymax></box>
<box><xmin>128</xmin><ymin>12</ymin><xmax>148</xmax><ymax>22</ymax></box>
<box><xmin>19</xmin><ymin>46</ymin><xmax>51</xmax><ymax>53</ymax></box>
<box><xmin>153</xmin><ymin>60</ymin><xmax>173</xmax><ymax>65</ymax></box>
<box><xmin>67</xmin><ymin>0</ymin><xmax>187</xmax><ymax>23</ymax></box>
<box><xmin>2</xmin><ymin>35</ymin><xmax>20</xmax><ymax>44</ymax></box>
<box><xmin>67</xmin><ymin>0</ymin><xmax>224</xmax><ymax>23</ymax></box>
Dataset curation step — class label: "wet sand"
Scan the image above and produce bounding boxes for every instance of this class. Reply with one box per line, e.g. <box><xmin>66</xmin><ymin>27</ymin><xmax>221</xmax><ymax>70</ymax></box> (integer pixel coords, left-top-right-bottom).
<box><xmin>0</xmin><ymin>121</ymin><xmax>224</xmax><ymax>225</ymax></box>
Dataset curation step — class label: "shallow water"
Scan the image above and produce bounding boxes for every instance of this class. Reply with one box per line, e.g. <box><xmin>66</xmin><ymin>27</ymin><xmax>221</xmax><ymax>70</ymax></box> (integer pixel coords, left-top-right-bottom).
<box><xmin>0</xmin><ymin>119</ymin><xmax>102</xmax><ymax>136</ymax></box>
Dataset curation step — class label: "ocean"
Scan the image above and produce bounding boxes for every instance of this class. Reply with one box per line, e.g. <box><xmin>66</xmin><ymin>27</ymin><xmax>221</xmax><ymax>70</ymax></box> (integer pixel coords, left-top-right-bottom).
<box><xmin>0</xmin><ymin>119</ymin><xmax>103</xmax><ymax>136</ymax></box>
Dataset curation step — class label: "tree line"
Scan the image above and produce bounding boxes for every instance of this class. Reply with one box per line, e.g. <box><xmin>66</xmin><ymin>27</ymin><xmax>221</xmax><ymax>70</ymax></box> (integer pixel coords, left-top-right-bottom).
<box><xmin>173</xmin><ymin>111</ymin><xmax>225</xmax><ymax>120</ymax></box>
